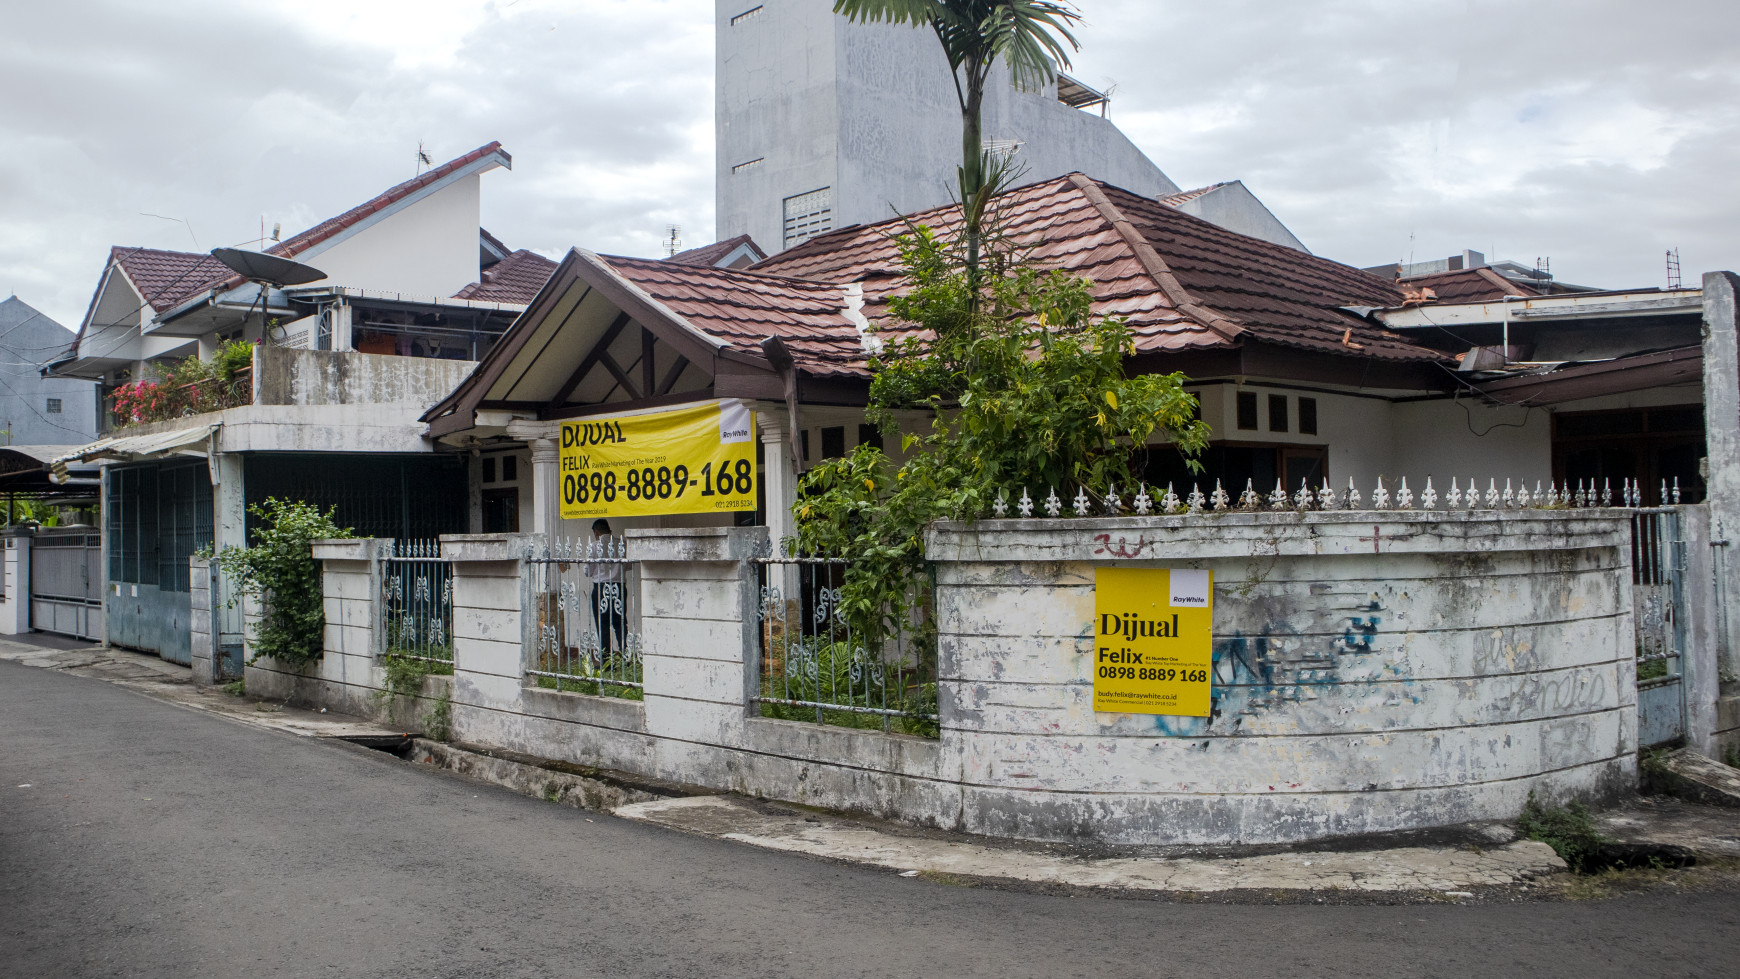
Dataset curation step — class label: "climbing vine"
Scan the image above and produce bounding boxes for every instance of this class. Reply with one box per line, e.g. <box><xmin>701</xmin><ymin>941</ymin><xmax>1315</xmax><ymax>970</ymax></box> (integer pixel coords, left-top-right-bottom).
<box><xmin>216</xmin><ymin>498</ymin><xmax>353</xmax><ymax>667</ymax></box>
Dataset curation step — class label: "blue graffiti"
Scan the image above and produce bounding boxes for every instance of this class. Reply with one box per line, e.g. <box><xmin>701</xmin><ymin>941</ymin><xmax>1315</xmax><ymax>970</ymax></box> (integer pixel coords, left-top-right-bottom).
<box><xmin>1148</xmin><ymin>599</ymin><xmax>1392</xmax><ymax>738</ymax></box>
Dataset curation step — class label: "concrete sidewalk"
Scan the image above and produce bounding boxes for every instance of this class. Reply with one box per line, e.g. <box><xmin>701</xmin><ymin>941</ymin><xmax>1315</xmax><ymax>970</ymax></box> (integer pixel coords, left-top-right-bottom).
<box><xmin>14</xmin><ymin>635</ymin><xmax>1740</xmax><ymax>902</ymax></box>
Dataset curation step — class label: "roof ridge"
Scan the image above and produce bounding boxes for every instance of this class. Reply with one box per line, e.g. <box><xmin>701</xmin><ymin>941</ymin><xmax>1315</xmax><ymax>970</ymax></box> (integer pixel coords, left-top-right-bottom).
<box><xmin>1066</xmin><ymin>174</ymin><xmax>1244</xmax><ymax>341</ymax></box>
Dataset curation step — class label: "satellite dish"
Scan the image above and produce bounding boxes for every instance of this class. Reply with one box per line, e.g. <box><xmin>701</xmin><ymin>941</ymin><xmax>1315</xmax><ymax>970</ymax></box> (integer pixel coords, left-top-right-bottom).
<box><xmin>210</xmin><ymin>247</ymin><xmax>326</xmax><ymax>287</ymax></box>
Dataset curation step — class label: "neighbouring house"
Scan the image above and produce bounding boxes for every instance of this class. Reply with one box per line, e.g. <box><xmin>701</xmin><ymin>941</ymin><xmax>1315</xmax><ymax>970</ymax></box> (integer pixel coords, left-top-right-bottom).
<box><xmin>715</xmin><ymin>0</ymin><xmax>1308</xmax><ymax>253</ymax></box>
<box><xmin>43</xmin><ymin>142</ymin><xmax>557</xmax><ymax>673</ymax></box>
<box><xmin>0</xmin><ymin>296</ymin><xmax>99</xmax><ymax>448</ymax></box>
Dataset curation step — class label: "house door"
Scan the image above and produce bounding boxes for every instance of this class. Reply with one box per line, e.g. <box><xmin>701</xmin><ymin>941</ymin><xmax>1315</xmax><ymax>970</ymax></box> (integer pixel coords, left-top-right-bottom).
<box><xmin>104</xmin><ymin>462</ymin><xmax>213</xmax><ymax>665</ymax></box>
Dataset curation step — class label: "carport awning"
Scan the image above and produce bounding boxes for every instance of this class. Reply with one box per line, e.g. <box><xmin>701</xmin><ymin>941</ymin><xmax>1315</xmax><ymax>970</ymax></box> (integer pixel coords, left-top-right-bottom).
<box><xmin>49</xmin><ymin>423</ymin><xmax>220</xmax><ymax>483</ymax></box>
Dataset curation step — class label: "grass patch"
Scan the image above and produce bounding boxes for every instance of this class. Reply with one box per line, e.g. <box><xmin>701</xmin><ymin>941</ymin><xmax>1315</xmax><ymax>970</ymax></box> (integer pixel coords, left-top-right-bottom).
<box><xmin>1518</xmin><ymin>791</ymin><xmax>1608</xmax><ymax>874</ymax></box>
<box><xmin>221</xmin><ymin>679</ymin><xmax>245</xmax><ymax>697</ymax></box>
<box><xmin>1637</xmin><ymin>657</ymin><xmax>1669</xmax><ymax>681</ymax></box>
<box><xmin>535</xmin><ymin>674</ymin><xmax>644</xmax><ymax>701</ymax></box>
<box><xmin>758</xmin><ymin>699</ymin><xmax>938</xmax><ymax>738</ymax></box>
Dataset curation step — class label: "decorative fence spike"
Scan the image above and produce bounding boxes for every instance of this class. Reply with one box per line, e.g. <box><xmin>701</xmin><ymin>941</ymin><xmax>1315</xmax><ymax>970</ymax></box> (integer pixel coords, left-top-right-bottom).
<box><xmin>1211</xmin><ymin>480</ymin><xmax>1230</xmax><ymax>511</ymax></box>
<box><xmin>1239</xmin><ymin>479</ymin><xmax>1260</xmax><ymax>510</ymax></box>
<box><xmin>1133</xmin><ymin>483</ymin><xmax>1153</xmax><ymax>515</ymax></box>
<box><xmin>1072</xmin><ymin>487</ymin><xmax>1092</xmax><ymax>517</ymax></box>
<box><xmin>1044</xmin><ymin>486</ymin><xmax>1063</xmax><ymax>517</ymax></box>
<box><xmin>1373</xmin><ymin>478</ymin><xmax>1390</xmax><ymax>510</ymax></box>
<box><xmin>1318</xmin><ymin>479</ymin><xmax>1337</xmax><ymax>510</ymax></box>
<box><xmin>1163</xmin><ymin>483</ymin><xmax>1182</xmax><ymax>513</ymax></box>
<box><xmin>1466</xmin><ymin>477</ymin><xmax>1480</xmax><ymax>510</ymax></box>
<box><xmin>1421</xmin><ymin>477</ymin><xmax>1437</xmax><ymax>509</ymax></box>
<box><xmin>1346</xmin><ymin>477</ymin><xmax>1362</xmax><ymax>510</ymax></box>
<box><xmin>1517</xmin><ymin>482</ymin><xmax>1531</xmax><ymax>508</ymax></box>
<box><xmin>1673</xmin><ymin>477</ymin><xmax>1682</xmax><ymax>504</ymax></box>
<box><xmin>1485</xmin><ymin>479</ymin><xmax>1500</xmax><ymax>508</ymax></box>
<box><xmin>1017</xmin><ymin>487</ymin><xmax>1034</xmax><ymax>518</ymax></box>
<box><xmin>1294</xmin><ymin>479</ymin><xmax>1314</xmax><ymax>511</ymax></box>
<box><xmin>991</xmin><ymin>490</ymin><xmax>1009</xmax><ymax>517</ymax></box>
<box><xmin>1602</xmin><ymin>478</ymin><xmax>1612</xmax><ymax>507</ymax></box>
<box><xmin>1103</xmin><ymin>483</ymin><xmax>1123</xmax><ymax>515</ymax></box>
<box><xmin>1446</xmin><ymin>478</ymin><xmax>1462</xmax><ymax>509</ymax></box>
<box><xmin>1186</xmin><ymin>484</ymin><xmax>1206</xmax><ymax>514</ymax></box>
<box><xmin>1269</xmin><ymin>480</ymin><xmax>1289</xmax><ymax>510</ymax></box>
<box><xmin>1397</xmin><ymin>477</ymin><xmax>1414</xmax><ymax>509</ymax></box>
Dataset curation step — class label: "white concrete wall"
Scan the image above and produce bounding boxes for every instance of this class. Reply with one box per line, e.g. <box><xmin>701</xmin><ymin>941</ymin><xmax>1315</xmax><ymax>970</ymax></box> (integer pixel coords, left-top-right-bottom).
<box><xmin>252</xmin><ymin>346</ymin><xmax>477</xmax><ymax>410</ymax></box>
<box><xmin>717</xmin><ymin>1</ymin><xmax>1180</xmax><ymax>253</ymax></box>
<box><xmin>927</xmin><ymin>513</ymin><xmax>1636</xmax><ymax>844</ymax></box>
<box><xmin>246</xmin><ymin>538</ymin><xmax>391</xmax><ymax>715</ymax></box>
<box><xmin>294</xmin><ymin>175</ymin><xmax>482</xmax><ymax>301</ymax></box>
<box><xmin>285</xmin><ymin>509</ymin><xmax>1638</xmax><ymax>847</ymax></box>
<box><xmin>0</xmin><ymin>533</ymin><xmax>29</xmax><ymax>636</ymax></box>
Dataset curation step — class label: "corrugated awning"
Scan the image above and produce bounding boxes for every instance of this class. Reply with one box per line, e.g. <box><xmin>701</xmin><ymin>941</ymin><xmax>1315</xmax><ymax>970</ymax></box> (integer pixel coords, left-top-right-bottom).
<box><xmin>49</xmin><ymin>423</ymin><xmax>219</xmax><ymax>483</ymax></box>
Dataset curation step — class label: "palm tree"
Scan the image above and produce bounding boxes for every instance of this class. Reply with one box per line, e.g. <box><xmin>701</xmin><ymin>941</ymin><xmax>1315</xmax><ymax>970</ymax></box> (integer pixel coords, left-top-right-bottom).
<box><xmin>832</xmin><ymin>0</ymin><xmax>1081</xmax><ymax>287</ymax></box>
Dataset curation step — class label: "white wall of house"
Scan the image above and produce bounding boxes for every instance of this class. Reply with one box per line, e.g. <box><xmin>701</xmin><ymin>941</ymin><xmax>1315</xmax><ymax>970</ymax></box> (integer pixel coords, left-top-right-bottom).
<box><xmin>296</xmin><ymin>175</ymin><xmax>482</xmax><ymax>301</ymax></box>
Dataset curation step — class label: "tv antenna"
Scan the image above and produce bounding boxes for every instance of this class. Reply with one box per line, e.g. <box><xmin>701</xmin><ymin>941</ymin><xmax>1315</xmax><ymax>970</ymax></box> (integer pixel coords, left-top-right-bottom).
<box><xmin>1667</xmin><ymin>248</ymin><xmax>1682</xmax><ymax>290</ymax></box>
<box><xmin>416</xmin><ymin>141</ymin><xmax>433</xmax><ymax>175</ymax></box>
<box><xmin>664</xmin><ymin>225</ymin><xmax>683</xmax><ymax>258</ymax></box>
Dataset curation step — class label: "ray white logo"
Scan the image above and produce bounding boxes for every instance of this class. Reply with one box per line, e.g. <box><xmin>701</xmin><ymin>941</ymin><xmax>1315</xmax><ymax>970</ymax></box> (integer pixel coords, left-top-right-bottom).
<box><xmin>719</xmin><ymin>402</ymin><xmax>752</xmax><ymax>444</ymax></box>
<box><xmin>1169</xmin><ymin>569</ymin><xmax>1209</xmax><ymax>608</ymax></box>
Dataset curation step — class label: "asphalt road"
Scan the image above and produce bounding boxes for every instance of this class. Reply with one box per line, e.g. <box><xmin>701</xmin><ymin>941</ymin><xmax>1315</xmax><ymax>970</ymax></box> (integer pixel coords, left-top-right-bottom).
<box><xmin>3</xmin><ymin>659</ymin><xmax>1739</xmax><ymax>979</ymax></box>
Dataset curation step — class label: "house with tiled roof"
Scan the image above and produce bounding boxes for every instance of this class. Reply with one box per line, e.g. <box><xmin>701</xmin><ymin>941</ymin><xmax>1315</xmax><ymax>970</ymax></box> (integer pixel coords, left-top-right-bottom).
<box><xmin>40</xmin><ymin>142</ymin><xmax>565</xmax><ymax>671</ymax></box>
<box><xmin>424</xmin><ymin>172</ymin><xmax>1610</xmax><ymax>554</ymax></box>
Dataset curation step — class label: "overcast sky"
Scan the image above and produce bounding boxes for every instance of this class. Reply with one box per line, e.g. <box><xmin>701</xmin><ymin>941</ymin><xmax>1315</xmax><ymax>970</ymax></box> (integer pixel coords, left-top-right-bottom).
<box><xmin>3</xmin><ymin>0</ymin><xmax>1737</xmax><ymax>333</ymax></box>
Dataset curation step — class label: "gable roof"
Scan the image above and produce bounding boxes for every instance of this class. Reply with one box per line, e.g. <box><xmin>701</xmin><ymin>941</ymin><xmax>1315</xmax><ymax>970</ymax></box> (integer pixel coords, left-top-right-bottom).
<box><xmin>753</xmin><ymin>173</ymin><xmax>1438</xmax><ymax>363</ymax></box>
<box><xmin>111</xmin><ymin>247</ymin><xmax>231</xmax><ymax>313</ymax></box>
<box><xmin>453</xmin><ymin>249</ymin><xmax>558</xmax><ymax>305</ymax></box>
<box><xmin>667</xmin><ymin>234</ymin><xmax>767</xmax><ymax>269</ymax></box>
<box><xmin>194</xmin><ymin>141</ymin><xmax>511</xmax><ymax>300</ymax></box>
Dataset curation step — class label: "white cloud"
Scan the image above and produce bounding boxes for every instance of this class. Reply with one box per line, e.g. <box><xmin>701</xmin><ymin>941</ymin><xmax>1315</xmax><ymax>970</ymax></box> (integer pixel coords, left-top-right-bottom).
<box><xmin>1</xmin><ymin>0</ymin><xmax>1737</xmax><ymax>333</ymax></box>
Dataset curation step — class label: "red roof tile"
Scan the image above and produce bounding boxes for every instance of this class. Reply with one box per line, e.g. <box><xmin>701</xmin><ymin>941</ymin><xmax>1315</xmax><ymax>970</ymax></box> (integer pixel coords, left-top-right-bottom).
<box><xmin>111</xmin><ymin>246</ymin><xmax>231</xmax><ymax>312</ymax></box>
<box><xmin>753</xmin><ymin>173</ymin><xmax>1437</xmax><ymax>363</ymax></box>
<box><xmin>453</xmin><ymin>249</ymin><xmax>557</xmax><ymax>305</ymax></box>
<box><xmin>600</xmin><ymin>255</ymin><xmax>870</xmax><ymax>378</ymax></box>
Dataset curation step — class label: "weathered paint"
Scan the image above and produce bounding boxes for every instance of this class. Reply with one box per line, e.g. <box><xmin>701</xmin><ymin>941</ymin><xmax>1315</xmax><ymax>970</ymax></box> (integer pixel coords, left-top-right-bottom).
<box><xmin>274</xmin><ymin>510</ymin><xmax>1637</xmax><ymax>846</ymax></box>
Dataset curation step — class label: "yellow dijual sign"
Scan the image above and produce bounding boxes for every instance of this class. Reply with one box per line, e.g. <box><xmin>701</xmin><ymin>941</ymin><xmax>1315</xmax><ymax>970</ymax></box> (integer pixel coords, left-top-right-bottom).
<box><xmin>1093</xmin><ymin>567</ymin><xmax>1214</xmax><ymax>716</ymax></box>
<box><xmin>559</xmin><ymin>401</ymin><xmax>757</xmax><ymax>519</ymax></box>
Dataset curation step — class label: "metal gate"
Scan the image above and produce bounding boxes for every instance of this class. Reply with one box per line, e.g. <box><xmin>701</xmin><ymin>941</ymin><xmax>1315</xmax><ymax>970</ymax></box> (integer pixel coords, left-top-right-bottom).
<box><xmin>31</xmin><ymin>529</ymin><xmax>102</xmax><ymax>641</ymax></box>
<box><xmin>1633</xmin><ymin>508</ymin><xmax>1689</xmax><ymax>747</ymax></box>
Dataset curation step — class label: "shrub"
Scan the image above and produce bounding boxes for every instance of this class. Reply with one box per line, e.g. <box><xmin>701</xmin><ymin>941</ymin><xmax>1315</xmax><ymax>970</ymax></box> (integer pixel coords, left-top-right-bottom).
<box><xmin>1517</xmin><ymin>791</ymin><xmax>1608</xmax><ymax>873</ymax></box>
<box><xmin>215</xmin><ymin>498</ymin><xmax>352</xmax><ymax>667</ymax></box>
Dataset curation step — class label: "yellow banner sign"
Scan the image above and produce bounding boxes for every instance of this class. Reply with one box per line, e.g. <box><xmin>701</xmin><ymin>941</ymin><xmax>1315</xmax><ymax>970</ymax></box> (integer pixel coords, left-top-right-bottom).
<box><xmin>1093</xmin><ymin>567</ymin><xmax>1214</xmax><ymax>716</ymax></box>
<box><xmin>558</xmin><ymin>401</ymin><xmax>757</xmax><ymax>519</ymax></box>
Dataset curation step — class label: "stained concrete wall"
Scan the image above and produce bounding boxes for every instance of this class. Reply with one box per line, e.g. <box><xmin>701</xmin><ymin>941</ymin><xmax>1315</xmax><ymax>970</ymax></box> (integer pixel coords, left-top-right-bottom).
<box><xmin>278</xmin><ymin>509</ymin><xmax>1637</xmax><ymax>846</ymax></box>
<box><xmin>927</xmin><ymin>512</ymin><xmax>1636</xmax><ymax>843</ymax></box>
<box><xmin>253</xmin><ymin>346</ymin><xmax>476</xmax><ymax>410</ymax></box>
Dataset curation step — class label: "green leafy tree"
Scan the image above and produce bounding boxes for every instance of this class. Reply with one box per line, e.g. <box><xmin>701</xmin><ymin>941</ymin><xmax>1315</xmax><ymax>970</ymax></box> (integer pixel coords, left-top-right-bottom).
<box><xmin>794</xmin><ymin>226</ymin><xmax>1209</xmax><ymax>654</ymax></box>
<box><xmin>832</xmin><ymin>0</ymin><xmax>1082</xmax><ymax>293</ymax></box>
<box><xmin>216</xmin><ymin>499</ymin><xmax>353</xmax><ymax>667</ymax></box>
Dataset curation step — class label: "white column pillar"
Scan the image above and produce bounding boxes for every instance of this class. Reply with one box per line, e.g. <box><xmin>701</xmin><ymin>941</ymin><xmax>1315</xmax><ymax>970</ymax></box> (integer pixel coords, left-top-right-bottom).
<box><xmin>529</xmin><ymin>437</ymin><xmax>559</xmax><ymax>544</ymax></box>
<box><xmin>756</xmin><ymin>410</ymin><xmax>798</xmax><ymax>549</ymax></box>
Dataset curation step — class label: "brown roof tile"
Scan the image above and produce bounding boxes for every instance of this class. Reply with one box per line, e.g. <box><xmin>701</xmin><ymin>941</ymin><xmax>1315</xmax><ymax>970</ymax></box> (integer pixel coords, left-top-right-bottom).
<box><xmin>600</xmin><ymin>255</ymin><xmax>870</xmax><ymax>378</ymax></box>
<box><xmin>753</xmin><ymin>173</ymin><xmax>1438</xmax><ymax>363</ymax></box>
<box><xmin>112</xmin><ymin>246</ymin><xmax>231</xmax><ymax>312</ymax></box>
<box><xmin>1397</xmin><ymin>267</ymin><xmax>1542</xmax><ymax>304</ymax></box>
<box><xmin>453</xmin><ymin>249</ymin><xmax>557</xmax><ymax>305</ymax></box>
<box><xmin>666</xmin><ymin>234</ymin><xmax>766</xmax><ymax>268</ymax></box>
